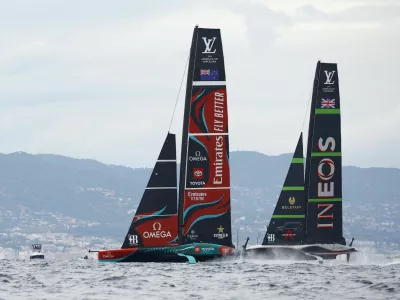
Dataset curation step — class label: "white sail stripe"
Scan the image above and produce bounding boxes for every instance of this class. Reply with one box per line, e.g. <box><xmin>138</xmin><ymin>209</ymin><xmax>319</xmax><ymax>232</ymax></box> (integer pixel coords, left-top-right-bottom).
<box><xmin>156</xmin><ymin>159</ymin><xmax>176</xmax><ymax>162</ymax></box>
<box><xmin>189</xmin><ymin>133</ymin><xmax>228</xmax><ymax>136</ymax></box>
<box><xmin>193</xmin><ymin>81</ymin><xmax>226</xmax><ymax>86</ymax></box>
<box><xmin>146</xmin><ymin>187</ymin><xmax>177</xmax><ymax>190</ymax></box>
<box><xmin>135</xmin><ymin>213</ymin><xmax>178</xmax><ymax>217</ymax></box>
<box><xmin>185</xmin><ymin>187</ymin><xmax>230</xmax><ymax>190</ymax></box>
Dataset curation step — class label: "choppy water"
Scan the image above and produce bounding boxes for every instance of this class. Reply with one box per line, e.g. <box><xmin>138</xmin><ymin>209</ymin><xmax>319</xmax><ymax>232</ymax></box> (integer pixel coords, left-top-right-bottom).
<box><xmin>0</xmin><ymin>254</ymin><xmax>399</xmax><ymax>300</ymax></box>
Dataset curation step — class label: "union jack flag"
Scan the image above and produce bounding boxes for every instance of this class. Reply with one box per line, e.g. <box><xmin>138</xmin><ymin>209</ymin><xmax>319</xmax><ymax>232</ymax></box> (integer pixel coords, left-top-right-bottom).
<box><xmin>200</xmin><ymin>69</ymin><xmax>210</xmax><ymax>75</ymax></box>
<box><xmin>321</xmin><ymin>98</ymin><xmax>335</xmax><ymax>108</ymax></box>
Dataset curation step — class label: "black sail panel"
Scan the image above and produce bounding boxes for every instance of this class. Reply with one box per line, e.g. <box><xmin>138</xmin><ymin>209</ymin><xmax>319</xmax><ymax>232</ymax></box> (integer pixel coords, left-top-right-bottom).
<box><xmin>121</xmin><ymin>133</ymin><xmax>178</xmax><ymax>248</ymax></box>
<box><xmin>305</xmin><ymin>62</ymin><xmax>345</xmax><ymax>245</ymax></box>
<box><xmin>263</xmin><ymin>133</ymin><xmax>306</xmax><ymax>245</ymax></box>
<box><xmin>178</xmin><ymin>27</ymin><xmax>232</xmax><ymax>247</ymax></box>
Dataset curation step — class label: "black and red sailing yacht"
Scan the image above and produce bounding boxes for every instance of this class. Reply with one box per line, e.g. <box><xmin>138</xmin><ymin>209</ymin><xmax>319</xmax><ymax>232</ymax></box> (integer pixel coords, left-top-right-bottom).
<box><xmin>96</xmin><ymin>26</ymin><xmax>234</xmax><ymax>263</ymax></box>
<box><xmin>246</xmin><ymin>61</ymin><xmax>356</xmax><ymax>261</ymax></box>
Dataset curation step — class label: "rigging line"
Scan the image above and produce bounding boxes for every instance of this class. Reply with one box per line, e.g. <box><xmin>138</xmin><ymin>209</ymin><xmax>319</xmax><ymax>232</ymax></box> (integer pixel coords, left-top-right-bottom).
<box><xmin>301</xmin><ymin>78</ymin><xmax>315</xmax><ymax>133</ymax></box>
<box><xmin>183</xmin><ymin>28</ymin><xmax>200</xmax><ymax>192</ymax></box>
<box><xmin>168</xmin><ymin>49</ymin><xmax>190</xmax><ymax>132</ymax></box>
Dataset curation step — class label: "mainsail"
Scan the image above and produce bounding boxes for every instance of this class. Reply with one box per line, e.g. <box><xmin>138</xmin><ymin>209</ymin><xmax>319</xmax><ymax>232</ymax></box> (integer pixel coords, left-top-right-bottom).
<box><xmin>121</xmin><ymin>133</ymin><xmax>178</xmax><ymax>248</ymax></box>
<box><xmin>178</xmin><ymin>26</ymin><xmax>233</xmax><ymax>247</ymax></box>
<box><xmin>263</xmin><ymin>133</ymin><xmax>306</xmax><ymax>245</ymax></box>
<box><xmin>305</xmin><ymin>61</ymin><xmax>345</xmax><ymax>245</ymax></box>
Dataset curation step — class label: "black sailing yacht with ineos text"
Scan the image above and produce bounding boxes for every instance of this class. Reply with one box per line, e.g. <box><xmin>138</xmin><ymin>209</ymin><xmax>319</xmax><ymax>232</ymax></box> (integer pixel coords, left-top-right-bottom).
<box><xmin>245</xmin><ymin>61</ymin><xmax>356</xmax><ymax>262</ymax></box>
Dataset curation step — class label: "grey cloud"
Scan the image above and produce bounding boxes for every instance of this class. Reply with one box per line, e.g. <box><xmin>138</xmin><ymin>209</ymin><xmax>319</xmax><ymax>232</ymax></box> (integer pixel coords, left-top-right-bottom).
<box><xmin>294</xmin><ymin>3</ymin><xmax>400</xmax><ymax>23</ymax></box>
<box><xmin>228</xmin><ymin>1</ymin><xmax>291</xmax><ymax>50</ymax></box>
<box><xmin>335</xmin><ymin>4</ymin><xmax>400</xmax><ymax>23</ymax></box>
<box><xmin>0</xmin><ymin>0</ymin><xmax>399</xmax><ymax>168</ymax></box>
<box><xmin>295</xmin><ymin>5</ymin><xmax>331</xmax><ymax>21</ymax></box>
<box><xmin>0</xmin><ymin>0</ymin><xmax>188</xmax><ymax>31</ymax></box>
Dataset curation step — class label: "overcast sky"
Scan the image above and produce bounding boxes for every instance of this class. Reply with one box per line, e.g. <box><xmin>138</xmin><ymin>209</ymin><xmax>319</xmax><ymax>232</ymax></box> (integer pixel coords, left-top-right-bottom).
<box><xmin>0</xmin><ymin>0</ymin><xmax>399</xmax><ymax>168</ymax></box>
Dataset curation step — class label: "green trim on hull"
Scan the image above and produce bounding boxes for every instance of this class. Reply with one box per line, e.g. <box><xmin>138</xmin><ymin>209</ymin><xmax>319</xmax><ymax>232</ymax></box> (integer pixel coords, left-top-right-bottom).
<box><xmin>99</xmin><ymin>243</ymin><xmax>231</xmax><ymax>263</ymax></box>
<box><xmin>137</xmin><ymin>243</ymin><xmax>222</xmax><ymax>256</ymax></box>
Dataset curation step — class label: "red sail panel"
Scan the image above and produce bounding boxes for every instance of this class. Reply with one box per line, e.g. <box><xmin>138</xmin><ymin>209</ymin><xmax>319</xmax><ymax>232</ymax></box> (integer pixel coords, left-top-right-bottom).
<box><xmin>132</xmin><ymin>215</ymin><xmax>178</xmax><ymax>247</ymax></box>
<box><xmin>189</xmin><ymin>87</ymin><xmax>228</xmax><ymax>135</ymax></box>
<box><xmin>183</xmin><ymin>189</ymin><xmax>231</xmax><ymax>238</ymax></box>
<box><xmin>185</xmin><ymin>134</ymin><xmax>230</xmax><ymax>189</ymax></box>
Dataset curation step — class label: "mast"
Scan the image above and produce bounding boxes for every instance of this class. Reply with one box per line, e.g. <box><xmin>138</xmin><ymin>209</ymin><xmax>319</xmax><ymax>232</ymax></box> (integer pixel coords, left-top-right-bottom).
<box><xmin>178</xmin><ymin>26</ymin><xmax>199</xmax><ymax>244</ymax></box>
<box><xmin>305</xmin><ymin>61</ymin><xmax>345</xmax><ymax>245</ymax></box>
<box><xmin>263</xmin><ymin>133</ymin><xmax>306</xmax><ymax>245</ymax></box>
<box><xmin>304</xmin><ymin>61</ymin><xmax>320</xmax><ymax>241</ymax></box>
<box><xmin>178</xmin><ymin>26</ymin><xmax>232</xmax><ymax>247</ymax></box>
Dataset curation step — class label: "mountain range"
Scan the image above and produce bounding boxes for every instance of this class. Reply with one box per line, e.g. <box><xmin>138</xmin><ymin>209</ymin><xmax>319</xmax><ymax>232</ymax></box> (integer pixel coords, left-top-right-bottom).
<box><xmin>0</xmin><ymin>151</ymin><xmax>399</xmax><ymax>252</ymax></box>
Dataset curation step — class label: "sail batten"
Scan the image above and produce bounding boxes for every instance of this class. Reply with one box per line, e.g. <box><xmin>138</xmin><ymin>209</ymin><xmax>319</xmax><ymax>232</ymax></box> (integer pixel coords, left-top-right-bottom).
<box><xmin>189</xmin><ymin>133</ymin><xmax>229</xmax><ymax>136</ymax></box>
<box><xmin>135</xmin><ymin>213</ymin><xmax>178</xmax><ymax>217</ymax></box>
<box><xmin>308</xmin><ymin>198</ymin><xmax>342</xmax><ymax>202</ymax></box>
<box><xmin>315</xmin><ymin>108</ymin><xmax>341</xmax><ymax>114</ymax></box>
<box><xmin>193</xmin><ymin>81</ymin><xmax>226</xmax><ymax>86</ymax></box>
<box><xmin>271</xmin><ymin>215</ymin><xmax>305</xmax><ymax>219</ymax></box>
<box><xmin>185</xmin><ymin>187</ymin><xmax>230</xmax><ymax>190</ymax></box>
<box><xmin>282</xmin><ymin>186</ymin><xmax>304</xmax><ymax>191</ymax></box>
<box><xmin>156</xmin><ymin>160</ymin><xmax>176</xmax><ymax>162</ymax></box>
<box><xmin>292</xmin><ymin>158</ymin><xmax>304</xmax><ymax>163</ymax></box>
<box><xmin>145</xmin><ymin>187</ymin><xmax>177</xmax><ymax>190</ymax></box>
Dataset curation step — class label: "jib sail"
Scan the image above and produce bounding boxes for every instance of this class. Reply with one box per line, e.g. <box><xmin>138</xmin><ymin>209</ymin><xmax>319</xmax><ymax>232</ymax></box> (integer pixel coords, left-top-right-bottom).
<box><xmin>178</xmin><ymin>26</ymin><xmax>233</xmax><ymax>247</ymax></box>
<box><xmin>121</xmin><ymin>133</ymin><xmax>178</xmax><ymax>248</ymax></box>
<box><xmin>305</xmin><ymin>61</ymin><xmax>345</xmax><ymax>245</ymax></box>
<box><xmin>263</xmin><ymin>133</ymin><xmax>306</xmax><ymax>245</ymax></box>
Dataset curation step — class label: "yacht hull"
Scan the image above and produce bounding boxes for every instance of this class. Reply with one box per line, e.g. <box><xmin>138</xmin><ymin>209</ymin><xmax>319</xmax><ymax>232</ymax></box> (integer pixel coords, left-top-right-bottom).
<box><xmin>245</xmin><ymin>244</ymin><xmax>356</xmax><ymax>260</ymax></box>
<box><xmin>98</xmin><ymin>243</ymin><xmax>234</xmax><ymax>263</ymax></box>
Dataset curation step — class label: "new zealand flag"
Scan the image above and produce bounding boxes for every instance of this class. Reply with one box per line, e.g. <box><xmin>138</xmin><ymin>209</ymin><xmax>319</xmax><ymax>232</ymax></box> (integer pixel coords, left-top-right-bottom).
<box><xmin>200</xmin><ymin>69</ymin><xmax>219</xmax><ymax>81</ymax></box>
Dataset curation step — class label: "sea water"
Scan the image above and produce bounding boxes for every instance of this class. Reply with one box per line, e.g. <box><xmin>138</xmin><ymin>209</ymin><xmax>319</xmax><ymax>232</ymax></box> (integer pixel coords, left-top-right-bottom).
<box><xmin>0</xmin><ymin>254</ymin><xmax>399</xmax><ymax>300</ymax></box>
